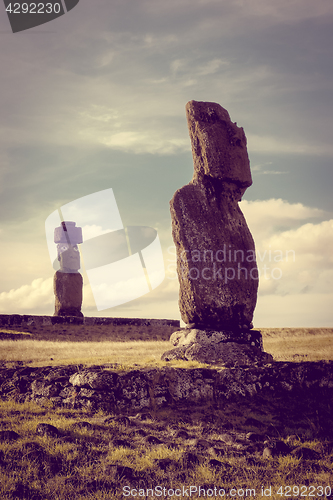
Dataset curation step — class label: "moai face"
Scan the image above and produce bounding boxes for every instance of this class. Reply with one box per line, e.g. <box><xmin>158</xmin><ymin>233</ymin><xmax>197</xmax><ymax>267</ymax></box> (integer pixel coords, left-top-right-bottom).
<box><xmin>57</xmin><ymin>243</ymin><xmax>81</xmax><ymax>272</ymax></box>
<box><xmin>185</xmin><ymin>100</ymin><xmax>252</xmax><ymax>191</ymax></box>
<box><xmin>54</xmin><ymin>221</ymin><xmax>83</xmax><ymax>273</ymax></box>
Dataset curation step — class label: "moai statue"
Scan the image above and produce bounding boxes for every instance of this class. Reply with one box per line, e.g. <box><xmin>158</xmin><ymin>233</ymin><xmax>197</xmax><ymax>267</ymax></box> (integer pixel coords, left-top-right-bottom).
<box><xmin>53</xmin><ymin>221</ymin><xmax>84</xmax><ymax>317</ymax></box>
<box><xmin>162</xmin><ymin>100</ymin><xmax>273</xmax><ymax>366</ymax></box>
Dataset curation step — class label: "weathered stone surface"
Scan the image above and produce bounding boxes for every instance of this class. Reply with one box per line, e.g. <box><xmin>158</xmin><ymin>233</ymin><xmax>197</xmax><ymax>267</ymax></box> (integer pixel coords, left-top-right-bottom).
<box><xmin>185</xmin><ymin>343</ymin><xmax>273</xmax><ymax>367</ymax></box>
<box><xmin>170</xmin><ymin>328</ymin><xmax>263</xmax><ymax>350</ymax></box>
<box><xmin>161</xmin><ymin>346</ymin><xmax>188</xmax><ymax>362</ymax></box>
<box><xmin>36</xmin><ymin>423</ymin><xmax>60</xmax><ymax>438</ymax></box>
<box><xmin>186</xmin><ymin>100</ymin><xmax>252</xmax><ymax>190</ymax></box>
<box><xmin>53</xmin><ymin>270</ymin><xmax>83</xmax><ymax>317</ymax></box>
<box><xmin>170</xmin><ymin>100</ymin><xmax>258</xmax><ymax>332</ymax></box>
<box><xmin>162</xmin><ymin>342</ymin><xmax>272</xmax><ymax>367</ymax></box>
<box><xmin>1</xmin><ymin>362</ymin><xmax>333</xmax><ymax>413</ymax></box>
<box><xmin>31</xmin><ymin>380</ymin><xmax>60</xmax><ymax>398</ymax></box>
<box><xmin>69</xmin><ymin>370</ymin><xmax>117</xmax><ymax>390</ymax></box>
<box><xmin>166</xmin><ymin>327</ymin><xmax>266</xmax><ymax>365</ymax></box>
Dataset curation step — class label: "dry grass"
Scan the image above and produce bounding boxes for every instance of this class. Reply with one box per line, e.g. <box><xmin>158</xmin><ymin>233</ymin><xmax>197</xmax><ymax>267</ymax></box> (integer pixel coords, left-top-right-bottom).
<box><xmin>1</xmin><ymin>325</ymin><xmax>333</xmax><ymax>498</ymax></box>
<box><xmin>0</xmin><ymin>339</ymin><xmax>171</xmax><ymax>368</ymax></box>
<box><xmin>261</xmin><ymin>328</ymin><xmax>333</xmax><ymax>362</ymax></box>
<box><xmin>0</xmin><ymin>326</ymin><xmax>333</xmax><ymax>368</ymax></box>
<box><xmin>0</xmin><ymin>392</ymin><xmax>332</xmax><ymax>500</ymax></box>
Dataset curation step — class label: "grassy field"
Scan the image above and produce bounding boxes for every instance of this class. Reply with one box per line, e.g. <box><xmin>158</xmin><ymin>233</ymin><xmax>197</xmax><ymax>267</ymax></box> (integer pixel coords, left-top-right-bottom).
<box><xmin>0</xmin><ymin>325</ymin><xmax>333</xmax><ymax>367</ymax></box>
<box><xmin>1</xmin><ymin>389</ymin><xmax>333</xmax><ymax>499</ymax></box>
<box><xmin>0</xmin><ymin>326</ymin><xmax>333</xmax><ymax>499</ymax></box>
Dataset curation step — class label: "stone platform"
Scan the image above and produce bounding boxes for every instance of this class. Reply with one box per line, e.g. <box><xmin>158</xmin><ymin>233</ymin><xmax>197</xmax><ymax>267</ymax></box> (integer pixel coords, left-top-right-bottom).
<box><xmin>0</xmin><ymin>361</ymin><xmax>332</xmax><ymax>415</ymax></box>
<box><xmin>0</xmin><ymin>314</ymin><xmax>180</xmax><ymax>328</ymax></box>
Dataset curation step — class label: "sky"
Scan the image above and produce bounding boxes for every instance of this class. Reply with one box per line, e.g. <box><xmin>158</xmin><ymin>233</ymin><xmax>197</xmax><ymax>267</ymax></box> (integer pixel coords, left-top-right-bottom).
<box><xmin>0</xmin><ymin>0</ymin><xmax>332</xmax><ymax>327</ymax></box>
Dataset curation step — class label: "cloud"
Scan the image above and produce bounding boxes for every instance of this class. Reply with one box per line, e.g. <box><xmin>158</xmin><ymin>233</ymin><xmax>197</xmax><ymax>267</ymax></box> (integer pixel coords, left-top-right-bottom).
<box><xmin>240</xmin><ymin>198</ymin><xmax>327</xmax><ymax>239</ymax></box>
<box><xmin>1</xmin><ymin>199</ymin><xmax>332</xmax><ymax>326</ymax></box>
<box><xmin>240</xmin><ymin>200</ymin><xmax>333</xmax><ymax>299</ymax></box>
<box><xmin>0</xmin><ymin>278</ymin><xmax>54</xmax><ymax>314</ymax></box>
<box><xmin>82</xmin><ymin>225</ymin><xmax>114</xmax><ymax>240</ymax></box>
<box><xmin>247</xmin><ymin>134</ymin><xmax>333</xmax><ymax>157</ymax></box>
<box><xmin>252</xmin><ymin>163</ymin><xmax>287</xmax><ymax>175</ymax></box>
<box><xmin>100</xmin><ymin>130</ymin><xmax>188</xmax><ymax>155</ymax></box>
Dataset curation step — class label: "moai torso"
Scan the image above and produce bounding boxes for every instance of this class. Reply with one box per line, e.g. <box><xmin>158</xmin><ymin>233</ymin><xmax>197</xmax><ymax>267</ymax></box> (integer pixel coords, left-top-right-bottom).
<box><xmin>170</xmin><ymin>101</ymin><xmax>258</xmax><ymax>333</ymax></box>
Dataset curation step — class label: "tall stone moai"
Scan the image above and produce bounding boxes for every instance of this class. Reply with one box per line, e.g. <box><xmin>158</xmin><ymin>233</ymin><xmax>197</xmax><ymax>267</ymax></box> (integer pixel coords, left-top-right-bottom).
<box><xmin>53</xmin><ymin>221</ymin><xmax>84</xmax><ymax>317</ymax></box>
<box><xmin>164</xmin><ymin>100</ymin><xmax>273</xmax><ymax>366</ymax></box>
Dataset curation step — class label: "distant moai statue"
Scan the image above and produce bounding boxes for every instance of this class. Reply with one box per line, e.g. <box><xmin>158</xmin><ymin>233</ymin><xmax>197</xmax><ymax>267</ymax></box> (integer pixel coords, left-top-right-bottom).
<box><xmin>53</xmin><ymin>221</ymin><xmax>84</xmax><ymax>317</ymax></box>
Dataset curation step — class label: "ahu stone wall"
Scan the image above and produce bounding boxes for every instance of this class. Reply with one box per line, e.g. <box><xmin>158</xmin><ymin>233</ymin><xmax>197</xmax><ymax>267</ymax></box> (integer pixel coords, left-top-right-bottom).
<box><xmin>1</xmin><ymin>361</ymin><xmax>333</xmax><ymax>414</ymax></box>
<box><xmin>0</xmin><ymin>314</ymin><xmax>180</xmax><ymax>328</ymax></box>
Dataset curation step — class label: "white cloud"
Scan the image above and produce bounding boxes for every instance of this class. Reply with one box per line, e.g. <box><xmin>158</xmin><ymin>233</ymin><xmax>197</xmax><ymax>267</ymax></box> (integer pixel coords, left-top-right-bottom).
<box><xmin>240</xmin><ymin>198</ymin><xmax>326</xmax><ymax>239</ymax></box>
<box><xmin>240</xmin><ymin>200</ymin><xmax>333</xmax><ymax>299</ymax></box>
<box><xmin>82</xmin><ymin>225</ymin><xmax>113</xmax><ymax>240</ymax></box>
<box><xmin>0</xmin><ymin>278</ymin><xmax>54</xmax><ymax>314</ymax></box>
<box><xmin>1</xmin><ymin>203</ymin><xmax>332</xmax><ymax>326</ymax></box>
<box><xmin>100</xmin><ymin>130</ymin><xmax>188</xmax><ymax>155</ymax></box>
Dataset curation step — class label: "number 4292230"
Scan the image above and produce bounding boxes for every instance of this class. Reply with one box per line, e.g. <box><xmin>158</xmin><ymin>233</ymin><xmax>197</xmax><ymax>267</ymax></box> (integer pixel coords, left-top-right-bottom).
<box><xmin>5</xmin><ymin>3</ymin><xmax>61</xmax><ymax>14</ymax></box>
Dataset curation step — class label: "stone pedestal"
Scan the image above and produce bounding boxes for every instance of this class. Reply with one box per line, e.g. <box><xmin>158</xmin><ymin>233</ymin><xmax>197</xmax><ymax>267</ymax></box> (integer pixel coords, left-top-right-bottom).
<box><xmin>161</xmin><ymin>328</ymin><xmax>273</xmax><ymax>367</ymax></box>
<box><xmin>54</xmin><ymin>271</ymin><xmax>83</xmax><ymax>317</ymax></box>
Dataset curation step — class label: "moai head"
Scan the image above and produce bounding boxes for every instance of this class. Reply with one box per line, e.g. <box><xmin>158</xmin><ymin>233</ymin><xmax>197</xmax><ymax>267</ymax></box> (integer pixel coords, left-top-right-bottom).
<box><xmin>54</xmin><ymin>221</ymin><xmax>83</xmax><ymax>273</ymax></box>
<box><xmin>185</xmin><ymin>100</ymin><xmax>252</xmax><ymax>198</ymax></box>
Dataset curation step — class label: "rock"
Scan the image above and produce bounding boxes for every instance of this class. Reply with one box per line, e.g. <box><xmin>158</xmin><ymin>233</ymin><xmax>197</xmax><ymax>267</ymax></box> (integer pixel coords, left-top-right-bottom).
<box><xmin>69</xmin><ymin>370</ymin><xmax>117</xmax><ymax>390</ymax></box>
<box><xmin>170</xmin><ymin>328</ymin><xmax>263</xmax><ymax>350</ymax></box>
<box><xmin>31</xmin><ymin>380</ymin><xmax>60</xmax><ymax>398</ymax></box>
<box><xmin>246</xmin><ymin>432</ymin><xmax>264</xmax><ymax>442</ymax></box>
<box><xmin>263</xmin><ymin>440</ymin><xmax>290</xmax><ymax>457</ymax></box>
<box><xmin>155</xmin><ymin>458</ymin><xmax>178</xmax><ymax>470</ymax></box>
<box><xmin>0</xmin><ymin>430</ymin><xmax>20</xmax><ymax>441</ymax></box>
<box><xmin>144</xmin><ymin>435</ymin><xmax>164</xmax><ymax>445</ymax></box>
<box><xmin>195</xmin><ymin>438</ymin><xmax>212</xmax><ymax>450</ymax></box>
<box><xmin>161</xmin><ymin>346</ymin><xmax>188</xmax><ymax>361</ymax></box>
<box><xmin>110</xmin><ymin>438</ymin><xmax>133</xmax><ymax>448</ymax></box>
<box><xmin>262</xmin><ymin>447</ymin><xmax>273</xmax><ymax>459</ymax></box>
<box><xmin>36</xmin><ymin>423</ymin><xmax>60</xmax><ymax>438</ymax></box>
<box><xmin>163</xmin><ymin>341</ymin><xmax>272</xmax><ymax>366</ymax></box>
<box><xmin>291</xmin><ymin>447</ymin><xmax>320</xmax><ymax>460</ymax></box>
<box><xmin>208</xmin><ymin>446</ymin><xmax>225</xmax><ymax>457</ymax></box>
<box><xmin>54</xmin><ymin>270</ymin><xmax>83</xmax><ymax>317</ymax></box>
<box><xmin>132</xmin><ymin>429</ymin><xmax>147</xmax><ymax>437</ymax></box>
<box><xmin>182</xmin><ymin>451</ymin><xmax>200</xmax><ymax>466</ymax></box>
<box><xmin>1</xmin><ymin>362</ymin><xmax>333</xmax><ymax>416</ymax></box>
<box><xmin>218</xmin><ymin>433</ymin><xmax>234</xmax><ymax>445</ymax></box>
<box><xmin>174</xmin><ymin>429</ymin><xmax>190</xmax><ymax>439</ymax></box>
<box><xmin>114</xmin><ymin>416</ymin><xmax>131</xmax><ymax>428</ymax></box>
<box><xmin>185</xmin><ymin>342</ymin><xmax>273</xmax><ymax>366</ymax></box>
<box><xmin>208</xmin><ymin>458</ymin><xmax>230</xmax><ymax>470</ymax></box>
<box><xmin>170</xmin><ymin>100</ymin><xmax>258</xmax><ymax>332</ymax></box>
